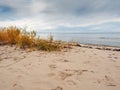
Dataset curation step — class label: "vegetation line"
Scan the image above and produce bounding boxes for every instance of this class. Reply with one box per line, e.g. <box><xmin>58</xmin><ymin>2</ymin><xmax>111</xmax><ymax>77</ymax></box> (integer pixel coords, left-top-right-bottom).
<box><xmin>0</xmin><ymin>26</ymin><xmax>62</xmax><ymax>51</ymax></box>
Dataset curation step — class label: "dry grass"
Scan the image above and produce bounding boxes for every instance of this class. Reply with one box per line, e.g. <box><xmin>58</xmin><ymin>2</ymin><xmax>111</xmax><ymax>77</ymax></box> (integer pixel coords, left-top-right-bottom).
<box><xmin>0</xmin><ymin>26</ymin><xmax>61</xmax><ymax>51</ymax></box>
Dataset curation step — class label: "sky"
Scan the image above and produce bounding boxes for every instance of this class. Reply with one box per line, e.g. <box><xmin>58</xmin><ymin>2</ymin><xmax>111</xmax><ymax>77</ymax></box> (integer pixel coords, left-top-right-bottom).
<box><xmin>0</xmin><ymin>0</ymin><xmax>120</xmax><ymax>32</ymax></box>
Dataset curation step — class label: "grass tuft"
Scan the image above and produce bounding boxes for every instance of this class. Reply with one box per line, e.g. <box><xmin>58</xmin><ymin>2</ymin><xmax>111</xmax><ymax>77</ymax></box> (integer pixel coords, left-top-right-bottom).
<box><xmin>0</xmin><ymin>26</ymin><xmax>61</xmax><ymax>51</ymax></box>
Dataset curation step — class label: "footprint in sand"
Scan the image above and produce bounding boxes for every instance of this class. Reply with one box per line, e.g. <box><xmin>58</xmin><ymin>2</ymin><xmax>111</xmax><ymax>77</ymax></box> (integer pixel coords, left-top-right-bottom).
<box><xmin>108</xmin><ymin>54</ymin><xmax>112</xmax><ymax>58</ymax></box>
<box><xmin>58</xmin><ymin>71</ymin><xmax>73</xmax><ymax>80</ymax></box>
<box><xmin>51</xmin><ymin>86</ymin><xmax>63</xmax><ymax>90</ymax></box>
<box><xmin>64</xmin><ymin>69</ymin><xmax>89</xmax><ymax>81</ymax></box>
<box><xmin>97</xmin><ymin>75</ymin><xmax>117</xmax><ymax>86</ymax></box>
<box><xmin>76</xmin><ymin>70</ymin><xmax>89</xmax><ymax>81</ymax></box>
<box><xmin>13</xmin><ymin>83</ymin><xmax>24</xmax><ymax>90</ymax></box>
<box><xmin>0</xmin><ymin>52</ymin><xmax>4</xmax><ymax>55</ymax></box>
<box><xmin>17</xmin><ymin>75</ymin><xmax>24</xmax><ymax>79</ymax></box>
<box><xmin>58</xmin><ymin>69</ymin><xmax>87</xmax><ymax>80</ymax></box>
<box><xmin>77</xmin><ymin>70</ymin><xmax>88</xmax><ymax>75</ymax></box>
<box><xmin>66</xmin><ymin>80</ymin><xmax>77</xmax><ymax>85</ymax></box>
<box><xmin>83</xmin><ymin>61</ymin><xmax>90</xmax><ymax>64</ymax></box>
<box><xmin>0</xmin><ymin>58</ymin><xmax>2</xmax><ymax>61</ymax></box>
<box><xmin>108</xmin><ymin>54</ymin><xmax>118</xmax><ymax>60</ymax></box>
<box><xmin>49</xmin><ymin>64</ymin><xmax>57</xmax><ymax>70</ymax></box>
<box><xmin>115</xmin><ymin>65</ymin><xmax>120</xmax><ymax>70</ymax></box>
<box><xmin>97</xmin><ymin>79</ymin><xmax>101</xmax><ymax>84</ymax></box>
<box><xmin>114</xmin><ymin>57</ymin><xmax>118</xmax><ymax>59</ymax></box>
<box><xmin>57</xmin><ymin>58</ymin><xmax>69</xmax><ymax>63</ymax></box>
<box><xmin>48</xmin><ymin>72</ymin><xmax>56</xmax><ymax>77</ymax></box>
<box><xmin>104</xmin><ymin>75</ymin><xmax>116</xmax><ymax>86</ymax></box>
<box><xmin>110</xmin><ymin>59</ymin><xmax>116</xmax><ymax>62</ymax></box>
<box><xmin>63</xmin><ymin>59</ymin><xmax>69</xmax><ymax>62</ymax></box>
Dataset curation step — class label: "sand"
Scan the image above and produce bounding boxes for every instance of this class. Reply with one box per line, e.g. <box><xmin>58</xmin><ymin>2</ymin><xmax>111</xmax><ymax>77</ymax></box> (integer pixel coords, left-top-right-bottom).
<box><xmin>0</xmin><ymin>45</ymin><xmax>120</xmax><ymax>90</ymax></box>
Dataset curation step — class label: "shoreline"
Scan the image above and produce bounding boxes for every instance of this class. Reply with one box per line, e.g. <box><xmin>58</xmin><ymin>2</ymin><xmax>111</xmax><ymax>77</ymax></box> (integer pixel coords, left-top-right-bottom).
<box><xmin>0</xmin><ymin>41</ymin><xmax>120</xmax><ymax>52</ymax></box>
<box><xmin>59</xmin><ymin>42</ymin><xmax>120</xmax><ymax>51</ymax></box>
<box><xmin>79</xmin><ymin>43</ymin><xmax>120</xmax><ymax>51</ymax></box>
<box><xmin>79</xmin><ymin>42</ymin><xmax>120</xmax><ymax>48</ymax></box>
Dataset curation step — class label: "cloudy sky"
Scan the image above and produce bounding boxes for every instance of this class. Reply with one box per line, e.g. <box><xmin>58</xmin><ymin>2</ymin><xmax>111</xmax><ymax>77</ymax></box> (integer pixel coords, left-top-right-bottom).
<box><xmin>0</xmin><ymin>0</ymin><xmax>120</xmax><ymax>32</ymax></box>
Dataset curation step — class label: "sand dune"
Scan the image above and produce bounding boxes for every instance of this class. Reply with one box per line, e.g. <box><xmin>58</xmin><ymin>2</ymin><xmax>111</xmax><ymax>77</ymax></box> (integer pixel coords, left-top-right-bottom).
<box><xmin>0</xmin><ymin>45</ymin><xmax>120</xmax><ymax>90</ymax></box>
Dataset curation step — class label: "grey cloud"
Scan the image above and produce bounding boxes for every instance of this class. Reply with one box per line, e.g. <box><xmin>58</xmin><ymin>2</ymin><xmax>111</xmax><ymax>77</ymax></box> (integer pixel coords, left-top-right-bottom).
<box><xmin>1</xmin><ymin>0</ymin><xmax>120</xmax><ymax>18</ymax></box>
<box><xmin>0</xmin><ymin>0</ymin><xmax>120</xmax><ymax>30</ymax></box>
<box><xmin>39</xmin><ymin>0</ymin><xmax>120</xmax><ymax>26</ymax></box>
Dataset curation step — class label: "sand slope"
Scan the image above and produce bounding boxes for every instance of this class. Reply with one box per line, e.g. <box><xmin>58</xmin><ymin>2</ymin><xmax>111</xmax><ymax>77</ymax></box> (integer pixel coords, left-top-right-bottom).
<box><xmin>0</xmin><ymin>45</ymin><xmax>120</xmax><ymax>90</ymax></box>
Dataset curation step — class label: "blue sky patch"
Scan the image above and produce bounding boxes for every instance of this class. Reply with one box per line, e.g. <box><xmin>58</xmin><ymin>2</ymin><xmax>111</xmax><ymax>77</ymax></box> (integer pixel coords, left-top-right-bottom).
<box><xmin>0</xmin><ymin>5</ymin><xmax>13</xmax><ymax>13</ymax></box>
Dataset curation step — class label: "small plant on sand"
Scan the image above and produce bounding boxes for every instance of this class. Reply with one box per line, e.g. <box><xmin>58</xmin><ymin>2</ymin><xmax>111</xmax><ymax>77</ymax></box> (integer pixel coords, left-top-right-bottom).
<box><xmin>0</xmin><ymin>27</ymin><xmax>21</xmax><ymax>45</ymax></box>
<box><xmin>0</xmin><ymin>28</ymin><xmax>9</xmax><ymax>43</ymax></box>
<box><xmin>7</xmin><ymin>26</ymin><xmax>21</xmax><ymax>45</ymax></box>
<box><xmin>0</xmin><ymin>26</ymin><xmax>61</xmax><ymax>51</ymax></box>
<box><xmin>36</xmin><ymin>39</ymin><xmax>60</xmax><ymax>51</ymax></box>
<box><xmin>18</xmin><ymin>35</ymin><xmax>32</xmax><ymax>49</ymax></box>
<box><xmin>48</xmin><ymin>35</ymin><xmax>53</xmax><ymax>43</ymax></box>
<box><xmin>17</xmin><ymin>29</ymin><xmax>36</xmax><ymax>49</ymax></box>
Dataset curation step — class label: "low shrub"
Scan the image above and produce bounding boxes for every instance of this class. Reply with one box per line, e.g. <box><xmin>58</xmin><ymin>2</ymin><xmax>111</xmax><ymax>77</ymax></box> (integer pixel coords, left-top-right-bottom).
<box><xmin>0</xmin><ymin>26</ymin><xmax>61</xmax><ymax>51</ymax></box>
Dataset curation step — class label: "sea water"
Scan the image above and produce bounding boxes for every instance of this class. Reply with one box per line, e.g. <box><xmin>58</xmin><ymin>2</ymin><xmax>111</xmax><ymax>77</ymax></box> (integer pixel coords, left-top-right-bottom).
<box><xmin>37</xmin><ymin>32</ymin><xmax>120</xmax><ymax>47</ymax></box>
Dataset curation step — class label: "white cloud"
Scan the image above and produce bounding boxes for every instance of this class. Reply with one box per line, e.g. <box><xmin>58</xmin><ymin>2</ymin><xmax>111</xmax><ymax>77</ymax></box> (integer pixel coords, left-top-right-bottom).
<box><xmin>0</xmin><ymin>0</ymin><xmax>120</xmax><ymax>32</ymax></box>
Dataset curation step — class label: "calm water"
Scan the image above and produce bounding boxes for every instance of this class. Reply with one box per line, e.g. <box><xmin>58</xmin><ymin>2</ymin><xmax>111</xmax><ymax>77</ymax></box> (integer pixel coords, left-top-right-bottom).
<box><xmin>37</xmin><ymin>32</ymin><xmax>120</xmax><ymax>47</ymax></box>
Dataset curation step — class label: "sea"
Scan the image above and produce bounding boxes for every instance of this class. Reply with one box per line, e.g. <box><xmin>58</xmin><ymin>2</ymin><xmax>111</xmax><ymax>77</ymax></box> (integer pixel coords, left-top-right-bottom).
<box><xmin>37</xmin><ymin>32</ymin><xmax>120</xmax><ymax>47</ymax></box>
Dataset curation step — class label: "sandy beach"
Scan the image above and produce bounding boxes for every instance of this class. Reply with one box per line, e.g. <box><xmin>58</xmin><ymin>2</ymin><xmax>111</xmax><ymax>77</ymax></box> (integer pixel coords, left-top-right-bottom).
<box><xmin>0</xmin><ymin>45</ymin><xmax>120</xmax><ymax>90</ymax></box>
